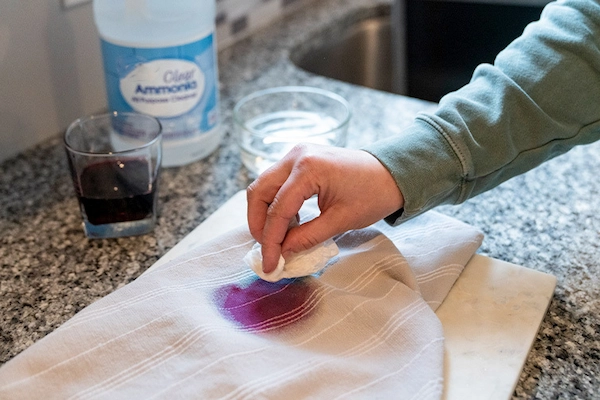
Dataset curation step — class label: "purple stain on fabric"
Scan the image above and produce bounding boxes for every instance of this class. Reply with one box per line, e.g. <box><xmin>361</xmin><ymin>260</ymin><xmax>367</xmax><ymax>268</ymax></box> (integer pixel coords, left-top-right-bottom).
<box><xmin>214</xmin><ymin>277</ymin><xmax>318</xmax><ymax>332</ymax></box>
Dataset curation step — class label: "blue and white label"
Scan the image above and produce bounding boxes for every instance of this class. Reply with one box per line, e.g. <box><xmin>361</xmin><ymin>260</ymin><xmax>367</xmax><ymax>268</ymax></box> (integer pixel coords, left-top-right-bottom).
<box><xmin>119</xmin><ymin>59</ymin><xmax>204</xmax><ymax>118</ymax></box>
<box><xmin>100</xmin><ymin>33</ymin><xmax>219</xmax><ymax>142</ymax></box>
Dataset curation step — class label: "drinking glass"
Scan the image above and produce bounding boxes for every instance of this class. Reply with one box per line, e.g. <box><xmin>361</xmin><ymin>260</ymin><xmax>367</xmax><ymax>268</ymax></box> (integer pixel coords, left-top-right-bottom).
<box><xmin>64</xmin><ymin>112</ymin><xmax>162</xmax><ymax>238</ymax></box>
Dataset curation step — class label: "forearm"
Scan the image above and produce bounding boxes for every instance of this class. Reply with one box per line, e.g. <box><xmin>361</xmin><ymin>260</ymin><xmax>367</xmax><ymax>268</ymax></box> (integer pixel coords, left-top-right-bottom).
<box><xmin>365</xmin><ymin>0</ymin><xmax>600</xmax><ymax>223</ymax></box>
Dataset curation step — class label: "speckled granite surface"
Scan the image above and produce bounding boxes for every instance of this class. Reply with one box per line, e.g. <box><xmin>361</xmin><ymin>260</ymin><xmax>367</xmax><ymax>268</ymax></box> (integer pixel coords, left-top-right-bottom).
<box><xmin>1</xmin><ymin>0</ymin><xmax>599</xmax><ymax>398</ymax></box>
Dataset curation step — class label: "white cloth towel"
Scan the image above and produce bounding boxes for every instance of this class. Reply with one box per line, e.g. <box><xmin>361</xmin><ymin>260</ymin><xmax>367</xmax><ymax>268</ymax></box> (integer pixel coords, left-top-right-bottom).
<box><xmin>0</xmin><ymin>203</ymin><xmax>483</xmax><ymax>399</ymax></box>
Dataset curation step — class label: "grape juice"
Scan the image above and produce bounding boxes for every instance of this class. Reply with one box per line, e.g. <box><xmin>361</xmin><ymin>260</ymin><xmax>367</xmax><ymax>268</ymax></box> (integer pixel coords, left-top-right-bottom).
<box><xmin>76</xmin><ymin>158</ymin><xmax>157</xmax><ymax>226</ymax></box>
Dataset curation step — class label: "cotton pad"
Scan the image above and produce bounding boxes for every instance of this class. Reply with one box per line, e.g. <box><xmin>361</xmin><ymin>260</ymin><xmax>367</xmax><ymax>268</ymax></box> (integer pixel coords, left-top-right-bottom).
<box><xmin>244</xmin><ymin>239</ymin><xmax>339</xmax><ymax>282</ymax></box>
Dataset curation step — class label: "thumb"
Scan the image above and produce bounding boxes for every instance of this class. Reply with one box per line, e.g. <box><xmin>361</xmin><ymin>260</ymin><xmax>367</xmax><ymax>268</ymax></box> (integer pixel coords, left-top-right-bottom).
<box><xmin>281</xmin><ymin>213</ymin><xmax>344</xmax><ymax>256</ymax></box>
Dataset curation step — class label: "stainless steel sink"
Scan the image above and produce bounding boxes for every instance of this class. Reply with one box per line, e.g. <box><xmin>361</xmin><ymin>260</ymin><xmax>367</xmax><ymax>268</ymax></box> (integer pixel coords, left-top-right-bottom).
<box><xmin>292</xmin><ymin>2</ymin><xmax>546</xmax><ymax>102</ymax></box>
<box><xmin>292</xmin><ymin>11</ymin><xmax>404</xmax><ymax>94</ymax></box>
<box><xmin>291</xmin><ymin>10</ymin><xmax>406</xmax><ymax>96</ymax></box>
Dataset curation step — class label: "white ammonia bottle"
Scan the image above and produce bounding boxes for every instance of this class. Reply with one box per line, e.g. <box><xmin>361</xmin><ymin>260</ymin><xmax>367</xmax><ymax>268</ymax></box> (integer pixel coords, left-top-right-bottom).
<box><xmin>93</xmin><ymin>0</ymin><xmax>223</xmax><ymax>167</ymax></box>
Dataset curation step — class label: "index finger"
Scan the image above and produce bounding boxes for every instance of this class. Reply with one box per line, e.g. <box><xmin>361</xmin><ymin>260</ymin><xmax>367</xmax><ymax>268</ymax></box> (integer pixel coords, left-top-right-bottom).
<box><xmin>246</xmin><ymin>158</ymin><xmax>295</xmax><ymax>243</ymax></box>
<box><xmin>259</xmin><ymin>165</ymin><xmax>319</xmax><ymax>272</ymax></box>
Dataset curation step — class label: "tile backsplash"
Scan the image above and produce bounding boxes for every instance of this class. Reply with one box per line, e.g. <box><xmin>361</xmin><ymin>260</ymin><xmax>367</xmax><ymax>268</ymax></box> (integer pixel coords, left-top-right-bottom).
<box><xmin>215</xmin><ymin>0</ymin><xmax>314</xmax><ymax>49</ymax></box>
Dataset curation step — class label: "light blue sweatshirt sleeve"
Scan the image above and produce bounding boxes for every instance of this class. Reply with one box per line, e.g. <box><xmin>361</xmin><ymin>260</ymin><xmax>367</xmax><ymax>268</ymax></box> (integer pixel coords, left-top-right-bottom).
<box><xmin>364</xmin><ymin>0</ymin><xmax>600</xmax><ymax>224</ymax></box>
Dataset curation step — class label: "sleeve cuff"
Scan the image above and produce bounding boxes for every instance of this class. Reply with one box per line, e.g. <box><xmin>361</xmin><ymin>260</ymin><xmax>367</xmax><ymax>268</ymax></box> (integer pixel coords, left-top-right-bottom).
<box><xmin>363</xmin><ymin>117</ymin><xmax>465</xmax><ymax>225</ymax></box>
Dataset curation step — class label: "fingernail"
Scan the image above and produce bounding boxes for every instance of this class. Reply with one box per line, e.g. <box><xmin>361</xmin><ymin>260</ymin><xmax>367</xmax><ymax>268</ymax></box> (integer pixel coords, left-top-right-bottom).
<box><xmin>263</xmin><ymin>263</ymin><xmax>276</xmax><ymax>274</ymax></box>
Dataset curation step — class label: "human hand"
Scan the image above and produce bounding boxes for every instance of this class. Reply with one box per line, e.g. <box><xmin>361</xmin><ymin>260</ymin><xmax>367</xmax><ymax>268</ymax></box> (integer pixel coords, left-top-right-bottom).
<box><xmin>246</xmin><ymin>143</ymin><xmax>404</xmax><ymax>274</ymax></box>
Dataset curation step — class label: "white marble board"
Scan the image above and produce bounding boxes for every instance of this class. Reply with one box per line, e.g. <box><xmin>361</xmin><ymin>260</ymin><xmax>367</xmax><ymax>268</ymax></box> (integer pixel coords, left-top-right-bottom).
<box><xmin>145</xmin><ymin>191</ymin><xmax>557</xmax><ymax>400</ymax></box>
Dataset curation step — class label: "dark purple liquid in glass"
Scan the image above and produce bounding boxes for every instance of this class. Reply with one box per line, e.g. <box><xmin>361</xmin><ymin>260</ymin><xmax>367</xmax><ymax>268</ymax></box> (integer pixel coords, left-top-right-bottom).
<box><xmin>76</xmin><ymin>158</ymin><xmax>156</xmax><ymax>226</ymax></box>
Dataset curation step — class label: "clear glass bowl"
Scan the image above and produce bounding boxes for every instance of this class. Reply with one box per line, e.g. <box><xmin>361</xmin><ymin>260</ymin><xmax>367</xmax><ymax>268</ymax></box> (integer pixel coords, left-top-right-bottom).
<box><xmin>233</xmin><ymin>86</ymin><xmax>351</xmax><ymax>176</ymax></box>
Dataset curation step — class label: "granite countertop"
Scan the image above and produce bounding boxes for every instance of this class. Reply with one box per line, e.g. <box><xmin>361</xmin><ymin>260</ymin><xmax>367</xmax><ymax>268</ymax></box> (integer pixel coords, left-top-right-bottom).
<box><xmin>1</xmin><ymin>0</ymin><xmax>599</xmax><ymax>398</ymax></box>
